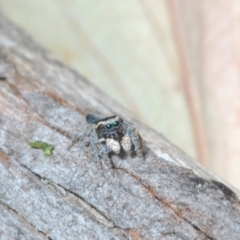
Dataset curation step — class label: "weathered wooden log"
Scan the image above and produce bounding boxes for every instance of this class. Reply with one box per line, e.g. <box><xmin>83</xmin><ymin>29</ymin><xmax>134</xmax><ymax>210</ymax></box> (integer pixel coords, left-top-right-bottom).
<box><xmin>0</xmin><ymin>13</ymin><xmax>240</xmax><ymax>240</ymax></box>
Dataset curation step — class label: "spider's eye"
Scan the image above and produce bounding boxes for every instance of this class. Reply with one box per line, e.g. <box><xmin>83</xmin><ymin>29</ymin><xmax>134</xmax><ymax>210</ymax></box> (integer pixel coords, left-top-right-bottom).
<box><xmin>106</xmin><ymin>123</ymin><xmax>112</xmax><ymax>129</ymax></box>
<box><xmin>113</xmin><ymin>121</ymin><xmax>119</xmax><ymax>128</ymax></box>
<box><xmin>99</xmin><ymin>125</ymin><xmax>104</xmax><ymax>129</ymax></box>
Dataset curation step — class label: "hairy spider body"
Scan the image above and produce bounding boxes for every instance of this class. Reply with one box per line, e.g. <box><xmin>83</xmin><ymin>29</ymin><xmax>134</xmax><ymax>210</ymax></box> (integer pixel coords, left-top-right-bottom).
<box><xmin>86</xmin><ymin>114</ymin><xmax>143</xmax><ymax>165</ymax></box>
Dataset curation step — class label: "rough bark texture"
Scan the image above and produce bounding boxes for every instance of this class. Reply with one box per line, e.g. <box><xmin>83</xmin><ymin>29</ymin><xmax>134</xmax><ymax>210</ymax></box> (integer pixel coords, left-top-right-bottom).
<box><xmin>0</xmin><ymin>13</ymin><xmax>240</xmax><ymax>240</ymax></box>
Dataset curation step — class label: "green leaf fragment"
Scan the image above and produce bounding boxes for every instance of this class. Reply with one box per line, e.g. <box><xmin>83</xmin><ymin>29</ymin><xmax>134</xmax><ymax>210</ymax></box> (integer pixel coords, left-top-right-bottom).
<box><xmin>28</xmin><ymin>140</ymin><xmax>55</xmax><ymax>156</ymax></box>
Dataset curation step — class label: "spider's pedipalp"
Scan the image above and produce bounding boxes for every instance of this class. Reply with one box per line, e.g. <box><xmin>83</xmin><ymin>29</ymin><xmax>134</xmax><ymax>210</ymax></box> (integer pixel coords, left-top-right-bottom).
<box><xmin>121</xmin><ymin>134</ymin><xmax>132</xmax><ymax>152</ymax></box>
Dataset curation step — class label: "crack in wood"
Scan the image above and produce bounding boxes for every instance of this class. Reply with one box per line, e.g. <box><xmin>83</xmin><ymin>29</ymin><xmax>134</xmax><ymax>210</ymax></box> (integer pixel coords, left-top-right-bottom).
<box><xmin>13</xmin><ymin>157</ymin><xmax>215</xmax><ymax>239</ymax></box>
<box><xmin>0</xmin><ymin>131</ymin><xmax>231</xmax><ymax>239</ymax></box>
<box><xmin>177</xmin><ymin>216</ymin><xmax>215</xmax><ymax>240</ymax></box>
<box><xmin>21</xmin><ymin>94</ymin><xmax>73</xmax><ymax>140</ymax></box>
<box><xmin>16</xmin><ymin>161</ymin><xmax>129</xmax><ymax>236</ymax></box>
<box><xmin>115</xmin><ymin>167</ymin><xmax>215</xmax><ymax>240</ymax></box>
<box><xmin>211</xmin><ymin>180</ymin><xmax>239</xmax><ymax>204</ymax></box>
<box><xmin>0</xmin><ymin>81</ymin><xmax>73</xmax><ymax>140</ymax></box>
<box><xmin>0</xmin><ymin>201</ymin><xmax>53</xmax><ymax>240</ymax></box>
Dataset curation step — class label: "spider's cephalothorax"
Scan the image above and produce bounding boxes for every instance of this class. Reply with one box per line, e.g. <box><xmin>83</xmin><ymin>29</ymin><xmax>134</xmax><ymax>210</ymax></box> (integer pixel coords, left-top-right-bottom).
<box><xmin>96</xmin><ymin>116</ymin><xmax>124</xmax><ymax>141</ymax></box>
<box><xmin>86</xmin><ymin>114</ymin><xmax>143</xmax><ymax>164</ymax></box>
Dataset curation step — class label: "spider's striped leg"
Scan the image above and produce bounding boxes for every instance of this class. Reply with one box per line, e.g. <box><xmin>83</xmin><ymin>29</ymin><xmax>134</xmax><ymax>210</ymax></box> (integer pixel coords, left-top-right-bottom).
<box><xmin>101</xmin><ymin>141</ymin><xmax>115</xmax><ymax>168</ymax></box>
<box><xmin>90</xmin><ymin>128</ymin><xmax>113</xmax><ymax>169</ymax></box>
<box><xmin>67</xmin><ymin>128</ymin><xmax>86</xmax><ymax>150</ymax></box>
<box><xmin>125</xmin><ymin>123</ymin><xmax>143</xmax><ymax>160</ymax></box>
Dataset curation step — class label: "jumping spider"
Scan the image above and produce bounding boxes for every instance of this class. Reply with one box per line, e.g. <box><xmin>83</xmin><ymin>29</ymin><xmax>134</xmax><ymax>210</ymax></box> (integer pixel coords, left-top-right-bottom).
<box><xmin>86</xmin><ymin>114</ymin><xmax>143</xmax><ymax>167</ymax></box>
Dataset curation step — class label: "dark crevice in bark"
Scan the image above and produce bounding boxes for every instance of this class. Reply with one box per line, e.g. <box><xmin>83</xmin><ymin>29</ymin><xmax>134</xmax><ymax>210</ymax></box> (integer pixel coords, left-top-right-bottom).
<box><xmin>0</xmin><ymin>201</ymin><xmax>53</xmax><ymax>240</ymax></box>
<box><xmin>16</xmin><ymin>160</ymin><xmax>129</xmax><ymax>236</ymax></box>
<box><xmin>0</xmin><ymin>135</ymin><xmax>227</xmax><ymax>240</ymax></box>
<box><xmin>22</xmin><ymin>95</ymin><xmax>74</xmax><ymax>140</ymax></box>
<box><xmin>17</xmin><ymin>157</ymin><xmax>210</xmax><ymax>239</ymax></box>
<box><xmin>115</xmin><ymin>167</ymin><xmax>215</xmax><ymax>240</ymax></box>
<box><xmin>177</xmin><ymin>216</ymin><xmax>215</xmax><ymax>240</ymax></box>
<box><xmin>1</xmin><ymin>80</ymin><xmax>74</xmax><ymax>140</ymax></box>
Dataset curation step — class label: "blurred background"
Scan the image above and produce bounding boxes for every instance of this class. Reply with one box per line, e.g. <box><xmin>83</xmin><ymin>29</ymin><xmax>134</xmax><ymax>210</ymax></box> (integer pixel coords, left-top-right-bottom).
<box><xmin>0</xmin><ymin>0</ymin><xmax>240</xmax><ymax>190</ymax></box>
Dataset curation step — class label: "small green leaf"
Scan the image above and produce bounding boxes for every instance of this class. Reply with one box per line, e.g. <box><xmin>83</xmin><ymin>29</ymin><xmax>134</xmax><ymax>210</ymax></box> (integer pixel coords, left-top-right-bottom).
<box><xmin>28</xmin><ymin>140</ymin><xmax>55</xmax><ymax>156</ymax></box>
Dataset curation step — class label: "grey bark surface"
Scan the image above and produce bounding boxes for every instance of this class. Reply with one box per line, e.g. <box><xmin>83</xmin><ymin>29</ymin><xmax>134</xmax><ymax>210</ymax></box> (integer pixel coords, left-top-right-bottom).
<box><xmin>0</xmin><ymin>13</ymin><xmax>240</xmax><ymax>240</ymax></box>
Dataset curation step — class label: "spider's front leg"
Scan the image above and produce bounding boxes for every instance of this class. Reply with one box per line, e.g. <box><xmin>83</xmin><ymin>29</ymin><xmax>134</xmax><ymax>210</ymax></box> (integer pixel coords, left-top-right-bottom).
<box><xmin>67</xmin><ymin>128</ymin><xmax>86</xmax><ymax>150</ymax></box>
<box><xmin>125</xmin><ymin>122</ymin><xmax>143</xmax><ymax>160</ymax></box>
<box><xmin>89</xmin><ymin>127</ymin><xmax>113</xmax><ymax>169</ymax></box>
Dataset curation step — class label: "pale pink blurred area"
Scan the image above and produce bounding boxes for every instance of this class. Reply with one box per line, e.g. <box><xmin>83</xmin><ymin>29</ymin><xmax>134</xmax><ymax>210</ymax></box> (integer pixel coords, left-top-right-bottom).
<box><xmin>170</xmin><ymin>0</ymin><xmax>240</xmax><ymax>188</ymax></box>
<box><xmin>0</xmin><ymin>0</ymin><xmax>239</xmax><ymax>189</ymax></box>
